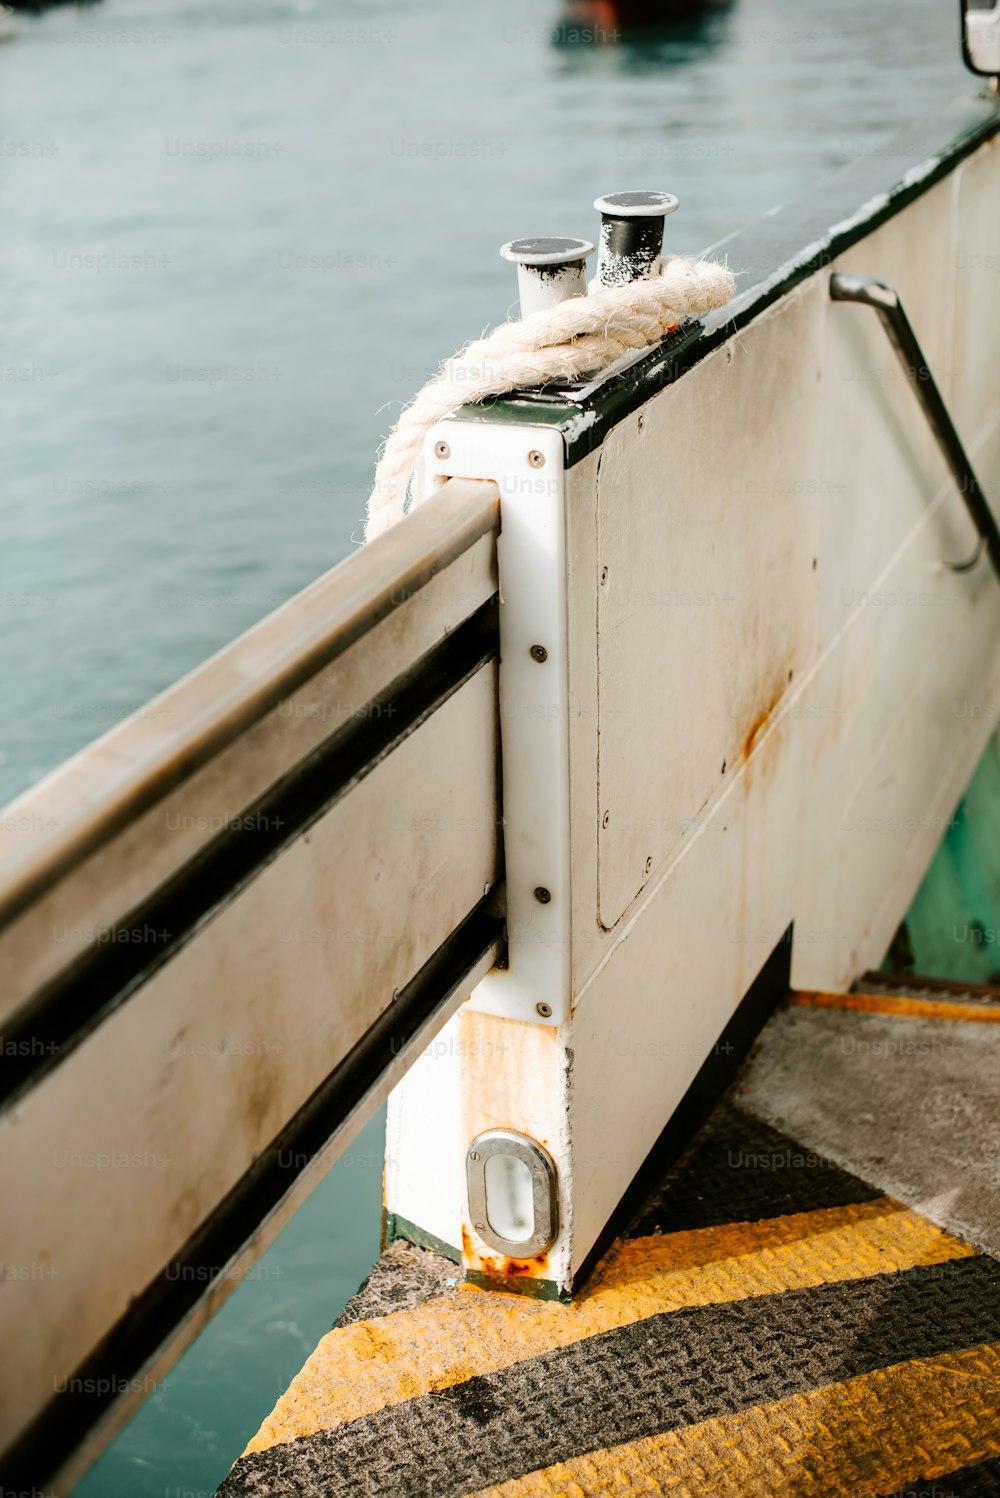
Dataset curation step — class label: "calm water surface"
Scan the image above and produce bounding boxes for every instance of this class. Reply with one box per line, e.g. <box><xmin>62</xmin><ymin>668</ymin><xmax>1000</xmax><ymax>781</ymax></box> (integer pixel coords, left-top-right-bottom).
<box><xmin>0</xmin><ymin>0</ymin><xmax>976</xmax><ymax>1490</ymax></box>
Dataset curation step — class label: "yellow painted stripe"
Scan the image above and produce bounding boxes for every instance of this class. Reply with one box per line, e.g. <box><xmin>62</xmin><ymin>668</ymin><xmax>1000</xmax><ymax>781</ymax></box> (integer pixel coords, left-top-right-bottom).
<box><xmin>245</xmin><ymin>1198</ymin><xmax>975</xmax><ymax>1456</ymax></box>
<box><xmin>791</xmin><ymin>989</ymin><xmax>1000</xmax><ymax>1024</ymax></box>
<box><xmin>470</xmin><ymin>1342</ymin><xmax>1000</xmax><ymax>1498</ymax></box>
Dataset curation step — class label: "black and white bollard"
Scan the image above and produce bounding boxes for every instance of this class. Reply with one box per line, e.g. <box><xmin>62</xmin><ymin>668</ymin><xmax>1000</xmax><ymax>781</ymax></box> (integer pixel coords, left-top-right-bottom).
<box><xmin>594</xmin><ymin>190</ymin><xmax>679</xmax><ymax>287</ymax></box>
<box><xmin>500</xmin><ymin>236</ymin><xmax>595</xmax><ymax>317</ymax></box>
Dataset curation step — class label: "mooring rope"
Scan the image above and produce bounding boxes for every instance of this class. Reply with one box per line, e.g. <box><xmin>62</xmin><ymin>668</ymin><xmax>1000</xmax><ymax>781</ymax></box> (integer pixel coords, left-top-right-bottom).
<box><xmin>365</xmin><ymin>254</ymin><xmax>735</xmax><ymax>541</ymax></box>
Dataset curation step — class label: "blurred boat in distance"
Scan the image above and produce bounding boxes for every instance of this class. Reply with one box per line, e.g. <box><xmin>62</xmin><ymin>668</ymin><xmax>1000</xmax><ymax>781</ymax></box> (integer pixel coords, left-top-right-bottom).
<box><xmin>4</xmin><ymin>0</ymin><xmax>100</xmax><ymax>11</ymax></box>
<box><xmin>553</xmin><ymin>0</ymin><xmax>734</xmax><ymax>49</ymax></box>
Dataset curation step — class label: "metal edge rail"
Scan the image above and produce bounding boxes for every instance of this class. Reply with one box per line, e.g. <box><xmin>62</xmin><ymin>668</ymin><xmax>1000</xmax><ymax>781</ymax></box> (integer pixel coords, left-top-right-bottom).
<box><xmin>829</xmin><ymin>272</ymin><xmax>1000</xmax><ymax>579</ymax></box>
<box><xmin>0</xmin><ymin>477</ymin><xmax>500</xmax><ymax>930</ymax></box>
<box><xmin>0</xmin><ymin>475</ymin><xmax>503</xmax><ymax>1490</ymax></box>
<box><xmin>0</xmin><ymin>601</ymin><xmax>500</xmax><ymax>1112</ymax></box>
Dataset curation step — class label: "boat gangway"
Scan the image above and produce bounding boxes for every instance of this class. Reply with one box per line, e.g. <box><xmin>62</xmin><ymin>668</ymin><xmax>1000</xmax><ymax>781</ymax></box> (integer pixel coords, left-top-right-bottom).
<box><xmin>3</xmin><ymin>8</ymin><xmax>1000</xmax><ymax>1493</ymax></box>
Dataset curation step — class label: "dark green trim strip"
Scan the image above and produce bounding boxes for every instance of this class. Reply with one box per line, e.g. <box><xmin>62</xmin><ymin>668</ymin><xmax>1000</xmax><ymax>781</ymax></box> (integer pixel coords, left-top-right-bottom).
<box><xmin>218</xmin><ymin>1256</ymin><xmax>1000</xmax><ymax>1498</ymax></box>
<box><xmin>382</xmin><ymin>1212</ymin><xmax>461</xmax><ymax>1265</ymax></box>
<box><xmin>463</xmin><ymin>1270</ymin><xmax>567</xmax><ymax>1304</ymax></box>
<box><xmin>381</xmin><ymin>1213</ymin><xmax>565</xmax><ymax>1299</ymax></box>
<box><xmin>451</xmin><ymin>97</ymin><xmax>1000</xmax><ymax>470</ymax></box>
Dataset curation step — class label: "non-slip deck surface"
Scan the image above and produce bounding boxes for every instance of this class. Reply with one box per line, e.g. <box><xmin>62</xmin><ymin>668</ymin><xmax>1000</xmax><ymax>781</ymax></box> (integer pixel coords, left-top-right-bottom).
<box><xmin>218</xmin><ymin>999</ymin><xmax>1000</xmax><ymax>1497</ymax></box>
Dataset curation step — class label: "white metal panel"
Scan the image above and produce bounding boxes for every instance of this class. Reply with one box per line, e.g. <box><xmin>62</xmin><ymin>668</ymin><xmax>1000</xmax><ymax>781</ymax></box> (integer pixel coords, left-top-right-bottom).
<box><xmin>457</xmin><ymin>1008</ymin><xmax>573</xmax><ymax>1293</ymax></box>
<box><xmin>595</xmin><ymin>286</ymin><xmax>822</xmax><ymax>928</ymax></box>
<box><xmin>951</xmin><ymin>140</ymin><xmax>1000</xmax><ymax>437</ymax></box>
<box><xmin>558</xmin><ymin>143</ymin><xmax>1000</xmax><ymax>1275</ymax></box>
<box><xmin>384</xmin><ymin>999</ymin><xmax>576</xmax><ymax>1293</ymax></box>
<box><xmin>384</xmin><ymin>1009</ymin><xmax>466</xmax><ymax>1253</ymax></box>
<box><xmin>422</xmin><ymin>422</ymin><xmax>572</xmax><ymax>1027</ymax></box>
<box><xmin>0</xmin><ymin>666</ymin><xmax>499</xmax><ymax>1458</ymax></box>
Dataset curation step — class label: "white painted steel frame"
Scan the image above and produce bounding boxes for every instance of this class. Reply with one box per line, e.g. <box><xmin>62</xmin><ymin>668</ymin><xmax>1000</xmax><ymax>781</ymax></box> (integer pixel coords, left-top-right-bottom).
<box><xmin>425</xmin><ymin>424</ymin><xmax>572</xmax><ymax>1028</ymax></box>
<box><xmin>384</xmin><ymin>135</ymin><xmax>1000</xmax><ymax>1296</ymax></box>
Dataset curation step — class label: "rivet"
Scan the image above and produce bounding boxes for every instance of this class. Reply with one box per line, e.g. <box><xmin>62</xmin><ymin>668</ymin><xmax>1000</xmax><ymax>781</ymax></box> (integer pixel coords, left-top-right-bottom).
<box><xmin>602</xmin><ymin>811</ymin><xmax>610</xmax><ymax>829</ymax></box>
<box><xmin>527</xmin><ymin>449</ymin><xmax>546</xmax><ymax>469</ymax></box>
<box><xmin>434</xmin><ymin>440</ymin><xmax>451</xmax><ymax>460</ymax></box>
<box><xmin>530</xmin><ymin>644</ymin><xmax>548</xmax><ymax>663</ymax></box>
<box><xmin>536</xmin><ymin>1002</ymin><xmax>553</xmax><ymax>1019</ymax></box>
<box><xmin>534</xmin><ymin>886</ymin><xmax>552</xmax><ymax>904</ymax></box>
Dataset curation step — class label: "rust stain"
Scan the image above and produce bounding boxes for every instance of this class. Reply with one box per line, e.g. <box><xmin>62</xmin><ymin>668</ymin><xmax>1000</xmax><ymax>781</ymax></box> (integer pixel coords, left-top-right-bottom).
<box><xmin>461</xmin><ymin>1224</ymin><xmax>551</xmax><ymax>1288</ymax></box>
<box><xmin>741</xmin><ymin>685</ymin><xmax>784</xmax><ymax>762</ymax></box>
<box><xmin>790</xmin><ymin>989</ymin><xmax>1000</xmax><ymax>1025</ymax></box>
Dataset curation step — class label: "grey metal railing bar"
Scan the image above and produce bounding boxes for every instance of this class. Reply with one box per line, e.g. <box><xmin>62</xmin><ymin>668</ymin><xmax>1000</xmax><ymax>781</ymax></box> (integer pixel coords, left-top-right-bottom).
<box><xmin>829</xmin><ymin>272</ymin><xmax>1000</xmax><ymax>578</ymax></box>
<box><xmin>4</xmin><ymin>889</ymin><xmax>505</xmax><ymax>1497</ymax></box>
<box><xmin>0</xmin><ymin>477</ymin><xmax>500</xmax><ymax>930</ymax></box>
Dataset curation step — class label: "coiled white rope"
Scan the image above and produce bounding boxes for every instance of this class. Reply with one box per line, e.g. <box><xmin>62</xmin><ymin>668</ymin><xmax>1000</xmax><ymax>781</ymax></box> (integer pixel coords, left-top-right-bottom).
<box><xmin>365</xmin><ymin>253</ymin><xmax>735</xmax><ymax>541</ymax></box>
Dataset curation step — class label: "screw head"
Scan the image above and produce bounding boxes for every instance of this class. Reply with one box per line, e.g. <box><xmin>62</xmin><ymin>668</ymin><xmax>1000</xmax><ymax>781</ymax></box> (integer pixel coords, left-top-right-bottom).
<box><xmin>434</xmin><ymin>440</ymin><xmax>451</xmax><ymax>460</ymax></box>
<box><xmin>474</xmin><ymin>1222</ymin><xmax>486</xmax><ymax>1233</ymax></box>
<box><xmin>536</xmin><ymin>1002</ymin><xmax>553</xmax><ymax>1019</ymax></box>
<box><xmin>469</xmin><ymin>1151</ymin><xmax>480</xmax><ymax>1162</ymax></box>
<box><xmin>529</xmin><ymin>644</ymin><xmax>548</xmax><ymax>663</ymax></box>
<box><xmin>527</xmin><ymin>450</ymin><xmax>545</xmax><ymax>469</ymax></box>
<box><xmin>602</xmin><ymin>811</ymin><xmax>610</xmax><ymax>829</ymax></box>
<box><xmin>534</xmin><ymin>886</ymin><xmax>552</xmax><ymax>904</ymax></box>
<box><xmin>644</xmin><ymin>856</ymin><xmax>653</xmax><ymax>875</ymax></box>
<box><xmin>600</xmin><ymin>565</ymin><xmax>609</xmax><ymax>585</ymax></box>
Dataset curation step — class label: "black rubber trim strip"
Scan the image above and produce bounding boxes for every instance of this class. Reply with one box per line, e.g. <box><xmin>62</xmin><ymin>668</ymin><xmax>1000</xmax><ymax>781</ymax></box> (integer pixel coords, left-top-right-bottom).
<box><xmin>216</xmin><ymin>1256</ymin><xmax>1000</xmax><ymax>1498</ymax></box>
<box><xmin>450</xmin><ymin>98</ymin><xmax>1000</xmax><ymax>469</ymax></box>
<box><xmin>0</xmin><ymin>888</ymin><xmax>505</xmax><ymax>1497</ymax></box>
<box><xmin>0</xmin><ymin>599</ymin><xmax>498</xmax><ymax>1113</ymax></box>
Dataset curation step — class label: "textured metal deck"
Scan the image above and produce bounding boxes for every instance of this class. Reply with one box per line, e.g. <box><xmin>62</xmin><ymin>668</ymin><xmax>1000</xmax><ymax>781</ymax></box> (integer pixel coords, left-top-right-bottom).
<box><xmin>217</xmin><ymin>991</ymin><xmax>1000</xmax><ymax>1497</ymax></box>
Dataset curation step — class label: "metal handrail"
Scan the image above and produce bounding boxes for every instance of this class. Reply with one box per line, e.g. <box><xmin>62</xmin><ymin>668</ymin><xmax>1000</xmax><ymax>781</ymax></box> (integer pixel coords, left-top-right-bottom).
<box><xmin>0</xmin><ymin>478</ymin><xmax>500</xmax><ymax>929</ymax></box>
<box><xmin>0</xmin><ymin>475</ymin><xmax>503</xmax><ymax>1492</ymax></box>
<box><xmin>829</xmin><ymin>272</ymin><xmax>1000</xmax><ymax>579</ymax></box>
